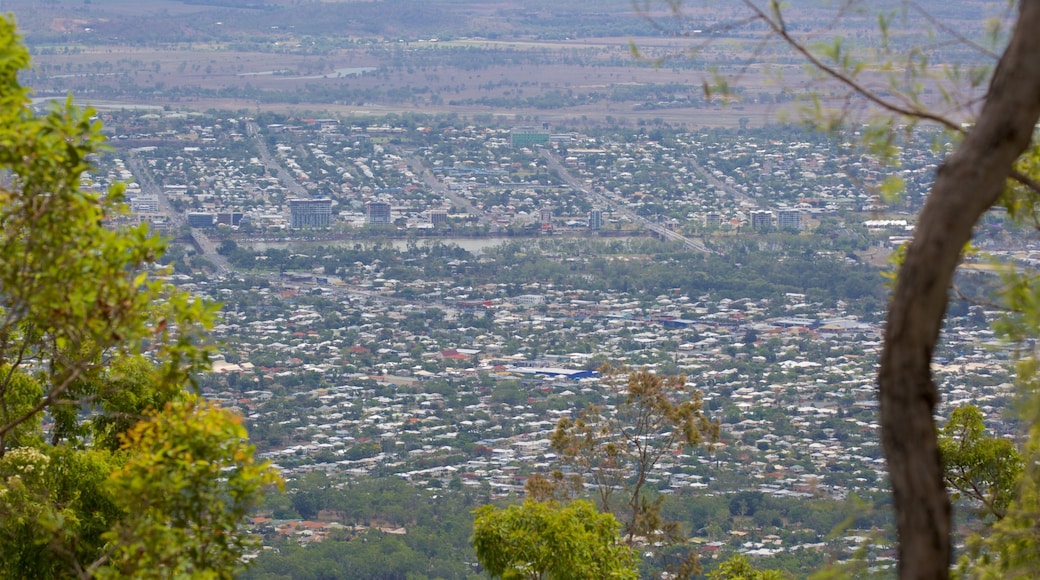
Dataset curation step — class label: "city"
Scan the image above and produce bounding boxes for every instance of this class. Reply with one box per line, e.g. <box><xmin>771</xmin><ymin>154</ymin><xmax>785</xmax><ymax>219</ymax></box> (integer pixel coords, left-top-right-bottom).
<box><xmin>79</xmin><ymin>108</ymin><xmax>1023</xmax><ymax>575</ymax></box>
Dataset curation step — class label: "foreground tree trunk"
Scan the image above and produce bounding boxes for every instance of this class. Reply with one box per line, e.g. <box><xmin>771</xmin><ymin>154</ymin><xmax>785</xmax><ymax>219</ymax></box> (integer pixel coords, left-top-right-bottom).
<box><xmin>879</xmin><ymin>1</ymin><xmax>1040</xmax><ymax>578</ymax></box>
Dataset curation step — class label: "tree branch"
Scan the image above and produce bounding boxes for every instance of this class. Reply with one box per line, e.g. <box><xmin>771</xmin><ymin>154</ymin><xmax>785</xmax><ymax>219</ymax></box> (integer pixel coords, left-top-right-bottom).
<box><xmin>1010</xmin><ymin>168</ymin><xmax>1040</xmax><ymax>196</ymax></box>
<box><xmin>742</xmin><ymin>0</ymin><xmax>964</xmax><ymax>133</ymax></box>
<box><xmin>879</xmin><ymin>0</ymin><xmax>1040</xmax><ymax>576</ymax></box>
<box><xmin>907</xmin><ymin>1</ymin><xmax>1000</xmax><ymax>61</ymax></box>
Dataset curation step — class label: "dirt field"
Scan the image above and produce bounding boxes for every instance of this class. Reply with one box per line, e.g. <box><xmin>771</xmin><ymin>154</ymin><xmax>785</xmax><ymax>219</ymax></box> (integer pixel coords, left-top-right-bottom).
<box><xmin>25</xmin><ymin>37</ymin><xmax>800</xmax><ymax>127</ymax></box>
<box><xmin>12</xmin><ymin>0</ymin><xmax>984</xmax><ymax>127</ymax></box>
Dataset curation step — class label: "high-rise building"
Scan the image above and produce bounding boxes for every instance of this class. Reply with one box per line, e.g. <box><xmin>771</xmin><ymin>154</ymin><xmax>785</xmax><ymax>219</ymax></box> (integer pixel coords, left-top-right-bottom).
<box><xmin>750</xmin><ymin>210</ymin><xmax>775</xmax><ymax>229</ymax></box>
<box><xmin>430</xmin><ymin>210</ymin><xmax>448</xmax><ymax>226</ymax></box>
<box><xmin>289</xmin><ymin>198</ymin><xmax>332</xmax><ymax>229</ymax></box>
<box><xmin>217</xmin><ymin>212</ymin><xmax>244</xmax><ymax>227</ymax></box>
<box><xmin>367</xmin><ymin>201</ymin><xmax>392</xmax><ymax>224</ymax></box>
<box><xmin>704</xmin><ymin>212</ymin><xmax>722</xmax><ymax>228</ymax></box>
<box><xmin>588</xmin><ymin>209</ymin><xmax>603</xmax><ymax>231</ymax></box>
<box><xmin>777</xmin><ymin>209</ymin><xmax>802</xmax><ymax>230</ymax></box>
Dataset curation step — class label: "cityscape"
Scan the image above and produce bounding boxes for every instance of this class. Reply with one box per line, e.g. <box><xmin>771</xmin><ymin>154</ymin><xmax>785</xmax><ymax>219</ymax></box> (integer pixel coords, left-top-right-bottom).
<box><xmin>4</xmin><ymin>0</ymin><xmax>1030</xmax><ymax>577</ymax></box>
<box><xmin>77</xmin><ymin>107</ymin><xmax>1023</xmax><ymax>576</ymax></box>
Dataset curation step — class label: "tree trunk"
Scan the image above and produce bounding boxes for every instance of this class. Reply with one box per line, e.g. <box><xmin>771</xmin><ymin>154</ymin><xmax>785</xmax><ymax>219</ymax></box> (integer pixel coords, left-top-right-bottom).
<box><xmin>879</xmin><ymin>1</ymin><xmax>1040</xmax><ymax>578</ymax></box>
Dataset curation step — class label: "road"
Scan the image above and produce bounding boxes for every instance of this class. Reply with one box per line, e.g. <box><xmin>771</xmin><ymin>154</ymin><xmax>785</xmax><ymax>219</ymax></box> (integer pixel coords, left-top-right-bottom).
<box><xmin>127</xmin><ymin>153</ymin><xmax>183</xmax><ymax>228</ymax></box>
<box><xmin>246</xmin><ymin>119</ymin><xmax>309</xmax><ymax>197</ymax></box>
<box><xmin>127</xmin><ymin>152</ymin><xmax>233</xmax><ymax>275</ymax></box>
<box><xmin>541</xmin><ymin>150</ymin><xmax>712</xmax><ymax>253</ymax></box>
<box><xmin>190</xmin><ymin>229</ymin><xmax>233</xmax><ymax>275</ymax></box>
<box><xmin>684</xmin><ymin>153</ymin><xmax>758</xmax><ymax>208</ymax></box>
<box><xmin>402</xmin><ymin>150</ymin><xmax>493</xmax><ymax>228</ymax></box>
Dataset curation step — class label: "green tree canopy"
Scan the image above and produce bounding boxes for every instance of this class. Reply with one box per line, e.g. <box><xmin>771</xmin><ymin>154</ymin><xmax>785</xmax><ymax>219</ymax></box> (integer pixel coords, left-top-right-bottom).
<box><xmin>939</xmin><ymin>404</ymin><xmax>1023</xmax><ymax>522</ymax></box>
<box><xmin>472</xmin><ymin>499</ymin><xmax>638</xmax><ymax>580</ymax></box>
<box><xmin>633</xmin><ymin>1</ymin><xmax>1040</xmax><ymax>576</ymax></box>
<box><xmin>542</xmin><ymin>366</ymin><xmax>719</xmax><ymax>577</ymax></box>
<box><xmin>0</xmin><ymin>15</ymin><xmax>280</xmax><ymax>578</ymax></box>
<box><xmin>708</xmin><ymin>555</ymin><xmax>784</xmax><ymax>580</ymax></box>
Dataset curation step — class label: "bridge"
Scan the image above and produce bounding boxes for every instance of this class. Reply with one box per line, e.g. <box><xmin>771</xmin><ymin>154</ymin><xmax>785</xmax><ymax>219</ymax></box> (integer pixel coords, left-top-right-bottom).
<box><xmin>645</xmin><ymin>223</ymin><xmax>712</xmax><ymax>253</ymax></box>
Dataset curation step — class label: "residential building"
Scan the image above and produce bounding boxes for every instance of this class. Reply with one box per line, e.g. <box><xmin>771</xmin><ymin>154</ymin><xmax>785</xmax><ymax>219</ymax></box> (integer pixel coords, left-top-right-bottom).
<box><xmin>290</xmin><ymin>198</ymin><xmax>333</xmax><ymax>229</ymax></box>
<box><xmin>588</xmin><ymin>209</ymin><xmax>603</xmax><ymax>231</ymax></box>
<box><xmin>750</xmin><ymin>210</ymin><xmax>774</xmax><ymax>229</ymax></box>
<box><xmin>367</xmin><ymin>201</ymin><xmax>392</xmax><ymax>224</ymax></box>
<box><xmin>777</xmin><ymin>209</ymin><xmax>802</xmax><ymax>230</ymax></box>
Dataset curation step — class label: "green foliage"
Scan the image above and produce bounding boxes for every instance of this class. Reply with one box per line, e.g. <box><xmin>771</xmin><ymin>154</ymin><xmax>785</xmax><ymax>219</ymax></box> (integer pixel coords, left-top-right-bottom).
<box><xmin>946</xmin><ymin>126</ymin><xmax>1040</xmax><ymax>578</ymax></box>
<box><xmin>543</xmin><ymin>366</ymin><xmax>719</xmax><ymax>578</ymax></box>
<box><xmin>0</xmin><ymin>445</ymin><xmax>121</xmax><ymax>578</ymax></box>
<box><xmin>879</xmin><ymin>175</ymin><xmax>907</xmax><ymax>204</ymax></box>
<box><xmin>708</xmin><ymin>555</ymin><xmax>784</xmax><ymax>580</ymax></box>
<box><xmin>952</xmin><ymin>304</ymin><xmax>1040</xmax><ymax>578</ymax></box>
<box><xmin>0</xmin><ymin>15</ymin><xmax>281</xmax><ymax>578</ymax></box>
<box><xmin>939</xmin><ymin>405</ymin><xmax>1023</xmax><ymax>521</ymax></box>
<box><xmin>995</xmin><ymin>143</ymin><xmax>1040</xmax><ymax>233</ymax></box>
<box><xmin>0</xmin><ymin>368</ymin><xmax>43</xmax><ymax>449</ymax></box>
<box><xmin>953</xmin><ymin>411</ymin><xmax>1040</xmax><ymax>579</ymax></box>
<box><xmin>98</xmin><ymin>398</ymin><xmax>281</xmax><ymax>579</ymax></box>
<box><xmin>472</xmin><ymin>499</ymin><xmax>638</xmax><ymax>580</ymax></box>
<box><xmin>246</xmin><ymin>476</ymin><xmax>483</xmax><ymax>579</ymax></box>
<box><xmin>549</xmin><ymin>367</ymin><xmax>719</xmax><ymax>535</ymax></box>
<box><xmin>0</xmin><ymin>14</ymin><xmax>214</xmax><ymax>456</ymax></box>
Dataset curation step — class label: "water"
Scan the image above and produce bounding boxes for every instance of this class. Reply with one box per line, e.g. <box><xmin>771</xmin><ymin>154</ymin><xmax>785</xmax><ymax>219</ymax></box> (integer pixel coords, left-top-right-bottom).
<box><xmin>240</xmin><ymin>234</ymin><xmax>640</xmax><ymax>255</ymax></box>
<box><xmin>239</xmin><ymin>67</ymin><xmax>377</xmax><ymax>80</ymax></box>
<box><xmin>242</xmin><ymin>237</ymin><xmax>514</xmax><ymax>255</ymax></box>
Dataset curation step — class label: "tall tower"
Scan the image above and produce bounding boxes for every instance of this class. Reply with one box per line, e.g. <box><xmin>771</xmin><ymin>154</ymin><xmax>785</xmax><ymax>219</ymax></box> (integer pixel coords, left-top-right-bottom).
<box><xmin>289</xmin><ymin>198</ymin><xmax>333</xmax><ymax>229</ymax></box>
<box><xmin>366</xmin><ymin>201</ymin><xmax>392</xmax><ymax>224</ymax></box>
<box><xmin>588</xmin><ymin>209</ymin><xmax>603</xmax><ymax>230</ymax></box>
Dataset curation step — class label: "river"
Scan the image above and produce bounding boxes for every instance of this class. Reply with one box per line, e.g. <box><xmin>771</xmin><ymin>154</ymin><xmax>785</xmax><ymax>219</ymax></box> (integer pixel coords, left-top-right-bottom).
<box><xmin>241</xmin><ymin>235</ymin><xmax>644</xmax><ymax>254</ymax></box>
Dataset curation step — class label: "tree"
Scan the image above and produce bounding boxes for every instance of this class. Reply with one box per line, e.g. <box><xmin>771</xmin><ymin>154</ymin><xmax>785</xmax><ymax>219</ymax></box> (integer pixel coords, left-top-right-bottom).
<box><xmin>471</xmin><ymin>499</ymin><xmax>639</xmax><ymax>580</ymax></box>
<box><xmin>707</xmin><ymin>555</ymin><xmax>784</xmax><ymax>580</ymax></box>
<box><xmin>953</xmin><ymin>411</ymin><xmax>1040</xmax><ymax>579</ymax></box>
<box><xmin>874</xmin><ymin>14</ymin><xmax>1040</xmax><ymax>570</ymax></box>
<box><xmin>938</xmin><ymin>405</ymin><xmax>1023</xmax><ymax>522</ymax></box>
<box><xmin>0</xmin><ymin>16</ymin><xmax>279</xmax><ymax>577</ymax></box>
<box><xmin>96</xmin><ymin>398</ymin><xmax>281</xmax><ymax>579</ymax></box>
<box><xmin>633</xmin><ymin>2</ymin><xmax>1040</xmax><ymax>576</ymax></box>
<box><xmin>544</xmin><ymin>365</ymin><xmax>719</xmax><ymax>577</ymax></box>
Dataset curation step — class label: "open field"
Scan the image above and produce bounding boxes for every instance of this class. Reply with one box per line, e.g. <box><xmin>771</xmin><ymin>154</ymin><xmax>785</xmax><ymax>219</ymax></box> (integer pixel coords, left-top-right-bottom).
<box><xmin>12</xmin><ymin>0</ymin><xmax>1000</xmax><ymax>126</ymax></box>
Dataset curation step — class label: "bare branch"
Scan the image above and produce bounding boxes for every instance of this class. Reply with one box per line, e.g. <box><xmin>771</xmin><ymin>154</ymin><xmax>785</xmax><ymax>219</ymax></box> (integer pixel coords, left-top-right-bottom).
<box><xmin>907</xmin><ymin>1</ymin><xmax>1001</xmax><ymax>60</ymax></box>
<box><xmin>1010</xmin><ymin>168</ymin><xmax>1040</xmax><ymax>197</ymax></box>
<box><xmin>741</xmin><ymin>0</ymin><xmax>964</xmax><ymax>132</ymax></box>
